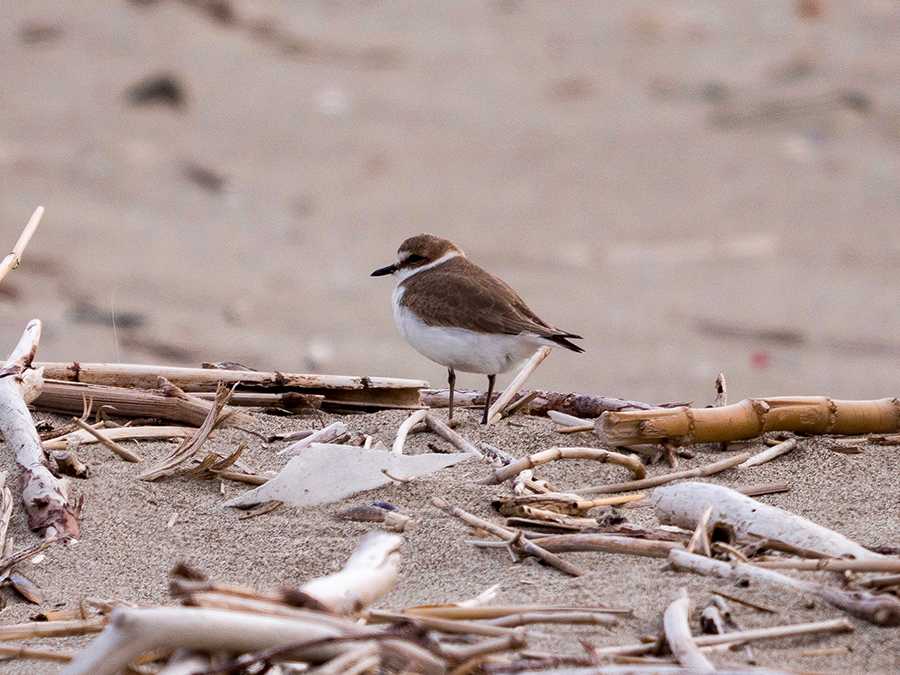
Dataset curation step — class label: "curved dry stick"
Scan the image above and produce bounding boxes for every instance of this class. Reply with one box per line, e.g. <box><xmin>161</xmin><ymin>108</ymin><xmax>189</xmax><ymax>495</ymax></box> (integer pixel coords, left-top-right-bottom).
<box><xmin>597</xmin><ymin>397</ymin><xmax>900</xmax><ymax>445</ymax></box>
<box><xmin>0</xmin><ymin>207</ymin><xmax>44</xmax><ymax>286</ymax></box>
<box><xmin>663</xmin><ymin>589</ymin><xmax>714</xmax><ymax>672</ymax></box>
<box><xmin>530</xmin><ymin>534</ymin><xmax>681</xmax><ymax>559</ymax></box>
<box><xmin>481</xmin><ymin>447</ymin><xmax>645</xmax><ymax>485</ymax></box>
<box><xmin>391</xmin><ymin>409</ymin><xmax>428</xmax><ymax>455</ymax></box>
<box><xmin>0</xmin><ymin>321</ymin><xmax>80</xmax><ymax>538</ymax></box>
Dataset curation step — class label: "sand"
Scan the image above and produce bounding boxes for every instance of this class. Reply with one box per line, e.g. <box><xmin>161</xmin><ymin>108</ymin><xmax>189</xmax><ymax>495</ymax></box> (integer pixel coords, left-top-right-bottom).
<box><xmin>0</xmin><ymin>407</ymin><xmax>897</xmax><ymax>673</ymax></box>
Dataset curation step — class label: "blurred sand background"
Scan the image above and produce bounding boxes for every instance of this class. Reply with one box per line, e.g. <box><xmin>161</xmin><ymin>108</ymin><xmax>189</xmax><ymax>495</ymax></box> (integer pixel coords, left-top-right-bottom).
<box><xmin>2</xmin><ymin>0</ymin><xmax>899</xmax><ymax>404</ymax></box>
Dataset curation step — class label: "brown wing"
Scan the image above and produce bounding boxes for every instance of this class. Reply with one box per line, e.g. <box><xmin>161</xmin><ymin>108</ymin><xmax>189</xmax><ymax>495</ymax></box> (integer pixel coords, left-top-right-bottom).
<box><xmin>400</xmin><ymin>257</ymin><xmax>565</xmax><ymax>339</ymax></box>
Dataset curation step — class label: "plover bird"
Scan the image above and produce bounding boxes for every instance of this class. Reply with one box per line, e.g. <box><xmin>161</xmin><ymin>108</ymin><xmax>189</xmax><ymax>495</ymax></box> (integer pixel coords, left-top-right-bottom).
<box><xmin>372</xmin><ymin>234</ymin><xmax>584</xmax><ymax>424</ymax></box>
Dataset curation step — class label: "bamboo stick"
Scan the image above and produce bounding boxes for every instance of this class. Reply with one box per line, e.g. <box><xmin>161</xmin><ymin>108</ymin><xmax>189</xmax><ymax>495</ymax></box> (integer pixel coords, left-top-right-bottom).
<box><xmin>37</xmin><ymin>362</ymin><xmax>428</xmax><ymax>409</ymax></box>
<box><xmin>575</xmin><ymin>452</ymin><xmax>750</xmax><ymax>496</ymax></box>
<box><xmin>486</xmin><ymin>347</ymin><xmax>551</xmax><ymax>424</ymax></box>
<box><xmin>0</xmin><ymin>207</ymin><xmax>44</xmax><ymax>286</ymax></box>
<box><xmin>482</xmin><ymin>447</ymin><xmax>645</xmax><ymax>485</ymax></box>
<box><xmin>597</xmin><ymin>397</ymin><xmax>900</xmax><ymax>445</ymax></box>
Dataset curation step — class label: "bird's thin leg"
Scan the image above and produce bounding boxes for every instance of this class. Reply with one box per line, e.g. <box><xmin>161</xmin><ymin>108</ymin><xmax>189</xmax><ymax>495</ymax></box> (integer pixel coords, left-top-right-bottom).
<box><xmin>447</xmin><ymin>368</ymin><xmax>456</xmax><ymax>424</ymax></box>
<box><xmin>482</xmin><ymin>374</ymin><xmax>496</xmax><ymax>425</ymax></box>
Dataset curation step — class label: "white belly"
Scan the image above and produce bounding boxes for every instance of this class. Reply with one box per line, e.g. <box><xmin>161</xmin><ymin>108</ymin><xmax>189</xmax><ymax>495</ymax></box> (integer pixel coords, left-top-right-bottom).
<box><xmin>392</xmin><ymin>287</ymin><xmax>541</xmax><ymax>374</ymax></box>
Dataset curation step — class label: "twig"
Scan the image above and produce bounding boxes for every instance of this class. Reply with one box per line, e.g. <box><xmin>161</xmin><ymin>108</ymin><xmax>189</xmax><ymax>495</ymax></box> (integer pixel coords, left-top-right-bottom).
<box><xmin>529</xmin><ymin>534</ymin><xmax>682</xmax><ymax>559</ymax></box>
<box><xmin>424</xmin><ymin>414</ymin><xmax>483</xmax><ymax>457</ymax></box>
<box><xmin>0</xmin><ymin>206</ymin><xmax>44</xmax><ymax>286</ymax></box>
<box><xmin>486</xmin><ymin>347</ymin><xmax>552</xmax><ymax>424</ymax></box>
<box><xmin>278</xmin><ymin>421</ymin><xmax>348</xmax><ymax>457</ymax></box>
<box><xmin>0</xmin><ymin>617</ymin><xmax>105</xmax><ymax>640</ymax></box>
<box><xmin>432</xmin><ymin>497</ymin><xmax>583</xmax><ymax>577</ymax></box>
<box><xmin>575</xmin><ymin>452</ymin><xmax>750</xmax><ymax>495</ymax></box>
<box><xmin>0</xmin><ymin>642</ymin><xmax>74</xmax><ymax>663</ymax></box>
<box><xmin>663</xmin><ymin>589</ymin><xmax>714</xmax><ymax>672</ymax></box>
<box><xmin>686</xmin><ymin>506</ymin><xmax>712</xmax><ymax>557</ymax></box>
<box><xmin>751</xmin><ymin>558</ymin><xmax>900</xmax><ymax>573</ymax></box>
<box><xmin>71</xmin><ymin>418</ymin><xmax>142</xmax><ymax>462</ymax></box>
<box><xmin>711</xmin><ymin>590</ymin><xmax>777</xmax><ymax>614</ymax></box>
<box><xmin>501</xmin><ymin>391</ymin><xmax>540</xmax><ymax>419</ymax></box>
<box><xmin>237</xmin><ymin>501</ymin><xmax>282</xmax><ymax>520</ymax></box>
<box><xmin>43</xmin><ymin>425</ymin><xmax>193</xmax><ymax>450</ymax></box>
<box><xmin>738</xmin><ymin>438</ymin><xmax>798</xmax><ymax>469</ymax></box>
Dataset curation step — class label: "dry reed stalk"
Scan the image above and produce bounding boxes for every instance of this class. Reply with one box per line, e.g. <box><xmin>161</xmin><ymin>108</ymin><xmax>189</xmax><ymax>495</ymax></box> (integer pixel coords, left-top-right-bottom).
<box><xmin>424</xmin><ymin>414</ymin><xmax>483</xmax><ymax>456</ymax></box>
<box><xmin>485</xmin><ymin>347</ymin><xmax>552</xmax><ymax>424</ymax></box>
<box><xmin>0</xmin><ymin>642</ymin><xmax>74</xmax><ymax>663</ymax></box>
<box><xmin>398</xmin><ymin>605</ymin><xmax>631</xmax><ymax>620</ymax></box>
<box><xmin>485</xmin><ymin>611</ymin><xmax>618</xmax><ymax>627</ymax></box>
<box><xmin>575</xmin><ymin>452</ymin><xmax>750</xmax><ymax>496</ymax></box>
<box><xmin>663</xmin><ymin>589</ymin><xmax>714</xmax><ymax>672</ymax></box>
<box><xmin>751</xmin><ymin>558</ymin><xmax>900</xmax><ymax>573</ymax></box>
<box><xmin>34</xmin><ymin>379</ymin><xmax>242</xmax><ymax>427</ymax></box>
<box><xmin>71</xmin><ymin>418</ymin><xmax>141</xmax><ymax>462</ymax></box>
<box><xmin>432</xmin><ymin>497</ymin><xmax>583</xmax><ymax>577</ymax></box>
<box><xmin>42</xmin><ymin>425</ymin><xmax>194</xmax><ymax>450</ymax></box>
<box><xmin>139</xmin><ymin>384</ymin><xmax>233</xmax><ymax>481</ymax></box>
<box><xmin>0</xmin><ymin>321</ymin><xmax>80</xmax><ymax>538</ymax></box>
<box><xmin>738</xmin><ymin>438</ymin><xmax>798</xmax><ymax>469</ymax></box>
<box><xmin>597</xmin><ymin>397</ymin><xmax>900</xmax><ymax>445</ymax></box>
<box><xmin>0</xmin><ymin>617</ymin><xmax>106</xmax><ymax>641</ymax></box>
<box><xmin>482</xmin><ymin>447</ymin><xmax>645</xmax><ymax>485</ymax></box>
<box><xmin>366</xmin><ymin>610</ymin><xmax>524</xmax><ymax>638</ymax></box>
<box><xmin>0</xmin><ymin>206</ymin><xmax>44</xmax><ymax>286</ymax></box>
<box><xmin>37</xmin><ymin>362</ymin><xmax>428</xmax><ymax>409</ymax></box>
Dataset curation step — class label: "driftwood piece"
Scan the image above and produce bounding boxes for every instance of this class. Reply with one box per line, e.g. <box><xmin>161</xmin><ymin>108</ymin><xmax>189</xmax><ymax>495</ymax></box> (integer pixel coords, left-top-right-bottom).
<box><xmin>37</xmin><ymin>362</ymin><xmax>428</xmax><ymax>410</ymax></box>
<box><xmin>225</xmin><ymin>445</ymin><xmax>471</xmax><ymax>508</ymax></box>
<box><xmin>0</xmin><ymin>321</ymin><xmax>80</xmax><ymax>538</ymax></box>
<box><xmin>392</xmin><ymin>410</ymin><xmax>428</xmax><ymax>455</ymax></box>
<box><xmin>482</xmin><ymin>447</ymin><xmax>645</xmax><ymax>485</ymax></box>
<box><xmin>663</xmin><ymin>589</ymin><xmax>714</xmax><ymax>672</ymax></box>
<box><xmin>0</xmin><ymin>207</ymin><xmax>44</xmax><ymax>286</ymax></box>
<box><xmin>738</xmin><ymin>438</ymin><xmax>798</xmax><ymax>469</ymax></box>
<box><xmin>192</xmin><ymin>390</ymin><xmax>324</xmax><ymax>411</ymax></box>
<box><xmin>669</xmin><ymin>549</ymin><xmax>900</xmax><ymax>626</ymax></box>
<box><xmin>71</xmin><ymin>418</ymin><xmax>141</xmax><ymax>462</ymax></box>
<box><xmin>752</xmin><ymin>558</ymin><xmax>900</xmax><ymax>573</ymax></box>
<box><xmin>652</xmin><ymin>482</ymin><xmax>882</xmax><ymax>560</ymax></box>
<box><xmin>576</xmin><ymin>452</ymin><xmax>750</xmax><ymax>496</ymax></box>
<box><xmin>530</xmin><ymin>534</ymin><xmax>682</xmax><ymax>559</ymax></box>
<box><xmin>51</xmin><ymin>451</ymin><xmax>90</xmax><ymax>479</ymax></box>
<box><xmin>336</xmin><ymin>505</ymin><xmax>411</xmax><ymax>532</ymax></box>
<box><xmin>34</xmin><ymin>379</ymin><xmax>244</xmax><ymax>427</ymax></box>
<box><xmin>424</xmin><ymin>414</ymin><xmax>483</xmax><ymax>457</ymax></box>
<box><xmin>432</xmin><ymin>497</ymin><xmax>583</xmax><ymax>577</ymax></box>
<box><xmin>294</xmin><ymin>532</ymin><xmax>401</xmax><ymax>614</ymax></box>
<box><xmin>597</xmin><ymin>397</ymin><xmax>900</xmax><ymax>445</ymax></box>
<box><xmin>486</xmin><ymin>347</ymin><xmax>551</xmax><ymax>424</ymax></box>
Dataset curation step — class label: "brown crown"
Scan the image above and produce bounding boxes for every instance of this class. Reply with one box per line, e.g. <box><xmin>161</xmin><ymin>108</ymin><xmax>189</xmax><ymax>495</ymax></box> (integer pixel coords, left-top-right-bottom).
<box><xmin>398</xmin><ymin>234</ymin><xmax>464</xmax><ymax>262</ymax></box>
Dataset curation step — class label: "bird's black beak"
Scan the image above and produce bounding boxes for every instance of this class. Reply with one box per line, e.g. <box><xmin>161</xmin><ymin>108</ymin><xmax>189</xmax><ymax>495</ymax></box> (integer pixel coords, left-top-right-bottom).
<box><xmin>370</xmin><ymin>263</ymin><xmax>398</xmax><ymax>277</ymax></box>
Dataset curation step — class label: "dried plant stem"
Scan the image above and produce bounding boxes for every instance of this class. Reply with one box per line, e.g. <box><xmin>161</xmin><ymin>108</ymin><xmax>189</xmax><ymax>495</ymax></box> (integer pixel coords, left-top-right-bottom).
<box><xmin>597</xmin><ymin>397</ymin><xmax>900</xmax><ymax>445</ymax></box>
<box><xmin>738</xmin><ymin>438</ymin><xmax>798</xmax><ymax>469</ymax></box>
<box><xmin>486</xmin><ymin>347</ymin><xmax>551</xmax><ymax>424</ymax></box>
<box><xmin>663</xmin><ymin>589</ymin><xmax>714</xmax><ymax>672</ymax></box>
<box><xmin>0</xmin><ymin>321</ymin><xmax>80</xmax><ymax>538</ymax></box>
<box><xmin>366</xmin><ymin>610</ymin><xmax>522</xmax><ymax>638</ymax></box>
<box><xmin>530</xmin><ymin>534</ymin><xmax>682</xmax><ymax>559</ymax></box>
<box><xmin>432</xmin><ymin>497</ymin><xmax>583</xmax><ymax>577</ymax></box>
<box><xmin>71</xmin><ymin>418</ymin><xmax>141</xmax><ymax>462</ymax></box>
<box><xmin>0</xmin><ymin>206</ymin><xmax>44</xmax><ymax>286</ymax></box>
<box><xmin>575</xmin><ymin>452</ymin><xmax>750</xmax><ymax>496</ymax></box>
<box><xmin>752</xmin><ymin>558</ymin><xmax>900</xmax><ymax>573</ymax></box>
<box><xmin>0</xmin><ymin>642</ymin><xmax>74</xmax><ymax>663</ymax></box>
<box><xmin>0</xmin><ymin>617</ymin><xmax>105</xmax><ymax>641</ymax></box>
<box><xmin>396</xmin><ymin>604</ymin><xmax>631</xmax><ymax>620</ymax></box>
<box><xmin>482</xmin><ymin>447</ymin><xmax>644</xmax><ymax>485</ymax></box>
<box><xmin>424</xmin><ymin>414</ymin><xmax>483</xmax><ymax>457</ymax></box>
<box><xmin>43</xmin><ymin>425</ymin><xmax>193</xmax><ymax>450</ymax></box>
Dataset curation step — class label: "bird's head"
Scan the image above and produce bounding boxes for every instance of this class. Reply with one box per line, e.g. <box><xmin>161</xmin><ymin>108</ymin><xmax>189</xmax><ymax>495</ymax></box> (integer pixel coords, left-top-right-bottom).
<box><xmin>370</xmin><ymin>234</ymin><xmax>464</xmax><ymax>278</ymax></box>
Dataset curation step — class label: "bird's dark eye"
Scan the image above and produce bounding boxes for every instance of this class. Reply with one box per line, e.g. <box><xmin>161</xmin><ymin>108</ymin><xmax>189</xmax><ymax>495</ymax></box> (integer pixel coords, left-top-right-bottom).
<box><xmin>406</xmin><ymin>254</ymin><xmax>426</xmax><ymax>264</ymax></box>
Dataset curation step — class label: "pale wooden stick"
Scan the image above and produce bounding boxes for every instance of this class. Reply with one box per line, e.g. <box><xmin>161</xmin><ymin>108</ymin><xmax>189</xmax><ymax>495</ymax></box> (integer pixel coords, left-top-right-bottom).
<box><xmin>311</xmin><ymin>643</ymin><xmax>379</xmax><ymax>675</ymax></box>
<box><xmin>0</xmin><ymin>617</ymin><xmax>105</xmax><ymax>641</ymax></box>
<box><xmin>0</xmin><ymin>320</ymin><xmax>79</xmax><ymax>538</ymax></box>
<box><xmin>686</xmin><ymin>505</ymin><xmax>712</xmax><ymax>557</ymax></box>
<box><xmin>0</xmin><ymin>206</ymin><xmax>44</xmax><ymax>286</ymax></box>
<box><xmin>423</xmin><ymin>414</ymin><xmax>483</xmax><ymax>457</ymax></box>
<box><xmin>394</xmin><ymin>604</ymin><xmax>632</xmax><ymax>620</ymax></box>
<box><xmin>576</xmin><ymin>452</ymin><xmax>750</xmax><ymax>495</ymax></box>
<box><xmin>71</xmin><ymin>418</ymin><xmax>141</xmax><ymax>462</ymax></box>
<box><xmin>485</xmin><ymin>611</ymin><xmax>617</xmax><ymax>627</ymax></box>
<box><xmin>0</xmin><ymin>642</ymin><xmax>74</xmax><ymax>663</ymax></box>
<box><xmin>486</xmin><ymin>347</ymin><xmax>552</xmax><ymax>425</ymax></box>
<box><xmin>0</xmin><ymin>473</ymin><xmax>12</xmax><ymax>556</ymax></box>
<box><xmin>43</xmin><ymin>425</ymin><xmax>193</xmax><ymax>450</ymax></box>
<box><xmin>738</xmin><ymin>438</ymin><xmax>798</xmax><ymax>469</ymax></box>
<box><xmin>530</xmin><ymin>534</ymin><xmax>681</xmax><ymax>559</ymax></box>
<box><xmin>483</xmin><ymin>447</ymin><xmax>645</xmax><ymax>485</ymax></box>
<box><xmin>366</xmin><ymin>610</ymin><xmax>522</xmax><ymax>638</ymax></box>
<box><xmin>391</xmin><ymin>410</ymin><xmax>428</xmax><ymax>455</ymax></box>
<box><xmin>663</xmin><ymin>589</ymin><xmax>714</xmax><ymax>672</ymax></box>
<box><xmin>278</xmin><ymin>421</ymin><xmax>347</xmax><ymax>457</ymax></box>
